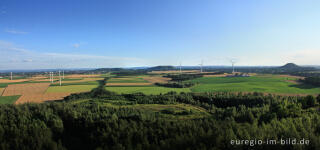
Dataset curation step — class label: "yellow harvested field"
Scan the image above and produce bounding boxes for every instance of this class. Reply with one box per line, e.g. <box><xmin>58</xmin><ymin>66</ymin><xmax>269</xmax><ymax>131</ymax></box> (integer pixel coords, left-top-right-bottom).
<box><xmin>65</xmin><ymin>74</ymin><xmax>101</xmax><ymax>78</ymax></box>
<box><xmin>142</xmin><ymin>76</ymin><xmax>171</xmax><ymax>83</ymax></box>
<box><xmin>0</xmin><ymin>79</ymin><xmax>30</xmax><ymax>83</ymax></box>
<box><xmin>53</xmin><ymin>78</ymin><xmax>103</xmax><ymax>84</ymax></box>
<box><xmin>0</xmin><ymin>88</ymin><xmax>4</xmax><ymax>96</ymax></box>
<box><xmin>2</xmin><ymin>83</ymin><xmax>50</xmax><ymax>96</ymax></box>
<box><xmin>149</xmin><ymin>70</ymin><xmax>199</xmax><ymax>74</ymax></box>
<box><xmin>106</xmin><ymin>83</ymin><xmax>153</xmax><ymax>86</ymax></box>
<box><xmin>15</xmin><ymin>93</ymin><xmax>71</xmax><ymax>104</ymax></box>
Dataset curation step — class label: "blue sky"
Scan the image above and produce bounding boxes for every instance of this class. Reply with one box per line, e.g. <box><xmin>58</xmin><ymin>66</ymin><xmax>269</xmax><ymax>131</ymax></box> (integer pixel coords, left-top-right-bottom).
<box><xmin>0</xmin><ymin>0</ymin><xmax>320</xmax><ymax>69</ymax></box>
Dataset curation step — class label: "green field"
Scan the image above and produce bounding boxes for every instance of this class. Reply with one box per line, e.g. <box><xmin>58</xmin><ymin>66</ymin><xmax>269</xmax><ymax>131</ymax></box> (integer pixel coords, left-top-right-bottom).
<box><xmin>50</xmin><ymin>81</ymin><xmax>99</xmax><ymax>86</ymax></box>
<box><xmin>0</xmin><ymin>81</ymin><xmax>50</xmax><ymax>88</ymax></box>
<box><xmin>189</xmin><ymin>76</ymin><xmax>320</xmax><ymax>95</ymax></box>
<box><xmin>106</xmin><ymin>86</ymin><xmax>191</xmax><ymax>95</ymax></box>
<box><xmin>0</xmin><ymin>95</ymin><xmax>20</xmax><ymax>104</ymax></box>
<box><xmin>46</xmin><ymin>85</ymin><xmax>97</xmax><ymax>93</ymax></box>
<box><xmin>108</xmin><ymin>77</ymin><xmax>149</xmax><ymax>83</ymax></box>
<box><xmin>59</xmin><ymin>78</ymin><xmax>84</xmax><ymax>81</ymax></box>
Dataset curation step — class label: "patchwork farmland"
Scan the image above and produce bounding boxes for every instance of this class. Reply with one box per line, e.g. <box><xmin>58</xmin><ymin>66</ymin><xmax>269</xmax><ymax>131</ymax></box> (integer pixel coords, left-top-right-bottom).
<box><xmin>0</xmin><ymin>73</ymin><xmax>104</xmax><ymax>104</ymax></box>
<box><xmin>1</xmin><ymin>70</ymin><xmax>320</xmax><ymax>104</ymax></box>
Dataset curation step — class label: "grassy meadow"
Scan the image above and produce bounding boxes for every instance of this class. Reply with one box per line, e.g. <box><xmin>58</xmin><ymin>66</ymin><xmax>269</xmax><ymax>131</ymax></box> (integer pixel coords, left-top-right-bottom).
<box><xmin>189</xmin><ymin>76</ymin><xmax>320</xmax><ymax>95</ymax></box>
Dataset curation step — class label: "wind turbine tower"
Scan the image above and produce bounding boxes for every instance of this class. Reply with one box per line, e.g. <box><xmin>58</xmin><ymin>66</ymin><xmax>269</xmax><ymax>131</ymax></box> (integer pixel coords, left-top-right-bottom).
<box><xmin>10</xmin><ymin>72</ymin><xmax>12</xmax><ymax>80</ymax></box>
<box><xmin>49</xmin><ymin>72</ymin><xmax>52</xmax><ymax>83</ymax></box>
<box><xmin>230</xmin><ymin>60</ymin><xmax>236</xmax><ymax>74</ymax></box>
<box><xmin>49</xmin><ymin>72</ymin><xmax>51</xmax><ymax>83</ymax></box>
<box><xmin>179</xmin><ymin>62</ymin><xmax>182</xmax><ymax>73</ymax></box>
<box><xmin>199</xmin><ymin>60</ymin><xmax>203</xmax><ymax>73</ymax></box>
<box><xmin>59</xmin><ymin>71</ymin><xmax>62</xmax><ymax>86</ymax></box>
<box><xmin>51</xmin><ymin>72</ymin><xmax>54</xmax><ymax>83</ymax></box>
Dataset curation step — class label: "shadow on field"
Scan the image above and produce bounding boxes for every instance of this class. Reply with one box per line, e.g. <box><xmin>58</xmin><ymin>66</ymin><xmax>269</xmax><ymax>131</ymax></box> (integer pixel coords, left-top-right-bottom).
<box><xmin>289</xmin><ymin>83</ymin><xmax>318</xmax><ymax>89</ymax></box>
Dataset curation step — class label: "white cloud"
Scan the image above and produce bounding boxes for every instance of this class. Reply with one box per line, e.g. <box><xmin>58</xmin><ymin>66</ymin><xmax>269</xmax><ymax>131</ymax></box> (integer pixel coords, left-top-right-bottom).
<box><xmin>282</xmin><ymin>50</ymin><xmax>320</xmax><ymax>65</ymax></box>
<box><xmin>72</xmin><ymin>43</ymin><xmax>80</xmax><ymax>48</ymax></box>
<box><xmin>5</xmin><ymin>29</ymin><xmax>28</xmax><ymax>34</ymax></box>
<box><xmin>23</xmin><ymin>59</ymin><xmax>33</xmax><ymax>62</ymax></box>
<box><xmin>0</xmin><ymin>40</ymin><xmax>146</xmax><ymax>70</ymax></box>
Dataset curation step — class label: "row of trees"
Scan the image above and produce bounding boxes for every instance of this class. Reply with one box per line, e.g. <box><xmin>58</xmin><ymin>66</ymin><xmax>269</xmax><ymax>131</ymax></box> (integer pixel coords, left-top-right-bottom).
<box><xmin>155</xmin><ymin>82</ymin><xmax>196</xmax><ymax>88</ymax></box>
<box><xmin>164</xmin><ymin>74</ymin><xmax>203</xmax><ymax>82</ymax></box>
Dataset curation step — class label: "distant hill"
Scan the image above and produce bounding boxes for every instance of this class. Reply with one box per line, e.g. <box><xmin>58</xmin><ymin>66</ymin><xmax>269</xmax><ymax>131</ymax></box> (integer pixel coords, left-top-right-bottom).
<box><xmin>278</xmin><ymin>63</ymin><xmax>316</xmax><ymax>72</ymax></box>
<box><xmin>147</xmin><ymin>66</ymin><xmax>176</xmax><ymax>71</ymax></box>
<box><xmin>280</xmin><ymin>63</ymin><xmax>301</xmax><ymax>69</ymax></box>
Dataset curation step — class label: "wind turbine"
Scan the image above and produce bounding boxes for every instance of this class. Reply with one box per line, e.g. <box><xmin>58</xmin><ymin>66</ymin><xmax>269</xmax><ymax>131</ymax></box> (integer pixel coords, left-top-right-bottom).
<box><xmin>230</xmin><ymin>60</ymin><xmax>236</xmax><ymax>74</ymax></box>
<box><xmin>199</xmin><ymin>60</ymin><xmax>203</xmax><ymax>73</ymax></box>
<box><xmin>59</xmin><ymin>70</ymin><xmax>61</xmax><ymax>86</ymax></box>
<box><xmin>179</xmin><ymin>62</ymin><xmax>182</xmax><ymax>73</ymax></box>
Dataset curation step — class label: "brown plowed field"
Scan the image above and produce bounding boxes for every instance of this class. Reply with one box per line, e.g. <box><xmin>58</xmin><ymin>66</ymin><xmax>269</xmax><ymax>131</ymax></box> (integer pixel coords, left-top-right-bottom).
<box><xmin>2</xmin><ymin>83</ymin><xmax>50</xmax><ymax>96</ymax></box>
<box><xmin>142</xmin><ymin>76</ymin><xmax>171</xmax><ymax>83</ymax></box>
<box><xmin>15</xmin><ymin>93</ymin><xmax>71</xmax><ymax>104</ymax></box>
<box><xmin>106</xmin><ymin>83</ymin><xmax>153</xmax><ymax>86</ymax></box>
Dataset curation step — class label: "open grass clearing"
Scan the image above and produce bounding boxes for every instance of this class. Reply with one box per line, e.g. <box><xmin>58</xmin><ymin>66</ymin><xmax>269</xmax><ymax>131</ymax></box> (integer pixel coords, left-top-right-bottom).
<box><xmin>106</xmin><ymin>86</ymin><xmax>191</xmax><ymax>95</ymax></box>
<box><xmin>100</xmin><ymin>101</ymin><xmax>211</xmax><ymax>120</ymax></box>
